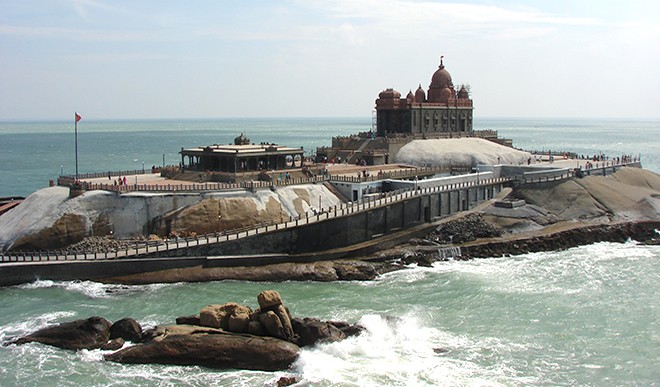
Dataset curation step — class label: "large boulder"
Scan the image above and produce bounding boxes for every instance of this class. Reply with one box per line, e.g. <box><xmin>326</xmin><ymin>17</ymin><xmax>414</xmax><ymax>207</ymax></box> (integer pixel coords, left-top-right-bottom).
<box><xmin>104</xmin><ymin>325</ymin><xmax>299</xmax><ymax>371</ymax></box>
<box><xmin>259</xmin><ymin>311</ymin><xmax>288</xmax><ymax>339</ymax></box>
<box><xmin>394</xmin><ymin>138</ymin><xmax>532</xmax><ymax>167</ymax></box>
<box><xmin>257</xmin><ymin>290</ymin><xmax>283</xmax><ymax>310</ymax></box>
<box><xmin>109</xmin><ymin>317</ymin><xmax>143</xmax><ymax>343</ymax></box>
<box><xmin>291</xmin><ymin>317</ymin><xmax>347</xmax><ymax>347</ymax></box>
<box><xmin>199</xmin><ymin>303</ymin><xmax>252</xmax><ymax>330</ymax></box>
<box><xmin>227</xmin><ymin>312</ymin><xmax>250</xmax><ymax>333</ymax></box>
<box><xmin>8</xmin><ymin>316</ymin><xmax>111</xmax><ymax>350</ymax></box>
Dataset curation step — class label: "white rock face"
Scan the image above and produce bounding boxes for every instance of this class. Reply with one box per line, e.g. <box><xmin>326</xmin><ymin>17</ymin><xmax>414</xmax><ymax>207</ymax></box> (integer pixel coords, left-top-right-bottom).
<box><xmin>394</xmin><ymin>138</ymin><xmax>532</xmax><ymax>167</ymax></box>
<box><xmin>0</xmin><ymin>185</ymin><xmax>342</xmax><ymax>251</ymax></box>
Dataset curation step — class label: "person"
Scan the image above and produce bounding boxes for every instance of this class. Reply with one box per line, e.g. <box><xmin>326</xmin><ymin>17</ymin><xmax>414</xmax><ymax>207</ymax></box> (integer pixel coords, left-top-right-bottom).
<box><xmin>108</xmin><ymin>172</ymin><xmax>111</xmax><ymax>180</ymax></box>
<box><xmin>123</xmin><ymin>176</ymin><xmax>127</xmax><ymax>185</ymax></box>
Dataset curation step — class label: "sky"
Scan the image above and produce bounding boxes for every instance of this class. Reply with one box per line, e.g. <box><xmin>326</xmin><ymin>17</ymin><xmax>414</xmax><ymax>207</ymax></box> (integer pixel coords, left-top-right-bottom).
<box><xmin>1</xmin><ymin>0</ymin><xmax>659</xmax><ymax>120</ymax></box>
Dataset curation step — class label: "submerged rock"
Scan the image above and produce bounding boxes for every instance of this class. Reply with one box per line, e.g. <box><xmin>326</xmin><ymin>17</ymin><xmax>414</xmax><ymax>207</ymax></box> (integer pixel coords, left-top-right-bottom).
<box><xmin>8</xmin><ymin>316</ymin><xmax>111</xmax><ymax>350</ymax></box>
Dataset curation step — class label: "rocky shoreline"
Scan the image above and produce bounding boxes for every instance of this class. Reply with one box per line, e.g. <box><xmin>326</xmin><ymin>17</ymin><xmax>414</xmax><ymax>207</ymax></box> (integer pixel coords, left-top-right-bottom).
<box><xmin>5</xmin><ymin>290</ymin><xmax>362</xmax><ymax>381</ymax></box>
<box><xmin>100</xmin><ymin>218</ymin><xmax>659</xmax><ymax>285</ymax></box>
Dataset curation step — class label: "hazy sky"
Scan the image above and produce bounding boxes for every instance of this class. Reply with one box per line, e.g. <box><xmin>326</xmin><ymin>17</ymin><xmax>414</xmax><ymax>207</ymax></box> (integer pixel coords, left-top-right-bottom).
<box><xmin>1</xmin><ymin>0</ymin><xmax>659</xmax><ymax>120</ymax></box>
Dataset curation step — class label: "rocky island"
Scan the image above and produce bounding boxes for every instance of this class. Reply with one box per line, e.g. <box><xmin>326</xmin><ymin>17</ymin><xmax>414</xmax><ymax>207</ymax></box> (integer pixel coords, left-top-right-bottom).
<box><xmin>6</xmin><ymin>290</ymin><xmax>362</xmax><ymax>376</ymax></box>
<box><xmin>0</xmin><ymin>62</ymin><xmax>658</xmax><ymax>286</ymax></box>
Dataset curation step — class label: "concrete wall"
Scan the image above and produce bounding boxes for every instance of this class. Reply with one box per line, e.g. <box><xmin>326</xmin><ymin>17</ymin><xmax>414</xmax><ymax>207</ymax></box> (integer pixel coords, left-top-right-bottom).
<box><xmin>329</xmin><ymin>180</ymin><xmax>383</xmax><ymax>202</ymax></box>
<box><xmin>140</xmin><ymin>179</ymin><xmax>505</xmax><ymax>256</ymax></box>
<box><xmin>386</xmin><ymin>171</ymin><xmax>494</xmax><ymax>191</ymax></box>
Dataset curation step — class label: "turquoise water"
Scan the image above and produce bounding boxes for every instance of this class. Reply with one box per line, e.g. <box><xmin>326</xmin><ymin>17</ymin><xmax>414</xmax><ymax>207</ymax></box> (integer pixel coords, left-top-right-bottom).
<box><xmin>0</xmin><ymin>117</ymin><xmax>658</xmax><ymax>197</ymax></box>
<box><xmin>0</xmin><ymin>242</ymin><xmax>658</xmax><ymax>385</ymax></box>
<box><xmin>0</xmin><ymin>118</ymin><xmax>658</xmax><ymax>385</ymax></box>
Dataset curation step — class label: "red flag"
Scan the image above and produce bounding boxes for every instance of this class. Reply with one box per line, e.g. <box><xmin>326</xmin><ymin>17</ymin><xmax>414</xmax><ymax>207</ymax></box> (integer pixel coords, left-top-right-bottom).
<box><xmin>75</xmin><ymin>113</ymin><xmax>81</xmax><ymax>123</ymax></box>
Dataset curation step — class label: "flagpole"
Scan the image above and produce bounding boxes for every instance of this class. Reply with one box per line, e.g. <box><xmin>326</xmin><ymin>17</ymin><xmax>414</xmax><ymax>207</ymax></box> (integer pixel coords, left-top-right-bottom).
<box><xmin>75</xmin><ymin>112</ymin><xmax>79</xmax><ymax>180</ymax></box>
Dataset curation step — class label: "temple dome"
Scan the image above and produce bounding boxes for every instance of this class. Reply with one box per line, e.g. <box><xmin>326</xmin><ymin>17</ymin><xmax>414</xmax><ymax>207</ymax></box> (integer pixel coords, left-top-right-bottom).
<box><xmin>378</xmin><ymin>88</ymin><xmax>401</xmax><ymax>99</ymax></box>
<box><xmin>430</xmin><ymin>64</ymin><xmax>453</xmax><ymax>90</ymax></box>
<box><xmin>458</xmin><ymin>85</ymin><xmax>469</xmax><ymax>99</ymax></box>
<box><xmin>406</xmin><ymin>90</ymin><xmax>414</xmax><ymax>101</ymax></box>
<box><xmin>414</xmin><ymin>84</ymin><xmax>426</xmax><ymax>102</ymax></box>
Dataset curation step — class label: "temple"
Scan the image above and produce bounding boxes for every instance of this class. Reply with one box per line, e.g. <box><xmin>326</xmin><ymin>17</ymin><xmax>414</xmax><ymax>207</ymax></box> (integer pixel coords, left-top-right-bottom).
<box><xmin>375</xmin><ymin>58</ymin><xmax>473</xmax><ymax>137</ymax></box>
<box><xmin>316</xmin><ymin>58</ymin><xmax>488</xmax><ymax>165</ymax></box>
<box><xmin>180</xmin><ymin>133</ymin><xmax>304</xmax><ymax>173</ymax></box>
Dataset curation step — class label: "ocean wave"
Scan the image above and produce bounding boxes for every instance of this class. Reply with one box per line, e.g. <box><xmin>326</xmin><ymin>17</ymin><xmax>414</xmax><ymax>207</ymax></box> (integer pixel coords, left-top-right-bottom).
<box><xmin>17</xmin><ymin>279</ymin><xmax>184</xmax><ymax>299</ymax></box>
<box><xmin>0</xmin><ymin>310</ymin><xmax>76</xmax><ymax>343</ymax></box>
<box><xmin>293</xmin><ymin>313</ymin><xmax>531</xmax><ymax>386</ymax></box>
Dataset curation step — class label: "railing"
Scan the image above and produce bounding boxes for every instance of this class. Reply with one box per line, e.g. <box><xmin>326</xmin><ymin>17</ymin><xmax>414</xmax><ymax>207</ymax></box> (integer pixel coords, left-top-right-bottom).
<box><xmin>520</xmin><ymin>159</ymin><xmax>641</xmax><ymax>185</ymax></box>
<box><xmin>58</xmin><ymin>169</ymin><xmax>150</xmax><ymax>185</ymax></box>
<box><xmin>329</xmin><ymin>165</ymin><xmax>471</xmax><ymax>184</ymax></box>
<box><xmin>1</xmin><ymin>176</ymin><xmax>512</xmax><ymax>263</ymax></box>
<box><xmin>58</xmin><ymin>166</ymin><xmax>470</xmax><ymax>194</ymax></box>
<box><xmin>64</xmin><ymin>175</ymin><xmax>330</xmax><ymax>194</ymax></box>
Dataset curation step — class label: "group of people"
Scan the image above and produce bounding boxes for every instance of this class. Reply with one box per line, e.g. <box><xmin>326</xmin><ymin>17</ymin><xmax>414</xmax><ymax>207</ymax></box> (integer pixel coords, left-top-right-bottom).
<box><xmin>277</xmin><ymin>171</ymin><xmax>291</xmax><ymax>183</ymax></box>
<box><xmin>108</xmin><ymin>173</ymin><xmax>127</xmax><ymax>186</ymax></box>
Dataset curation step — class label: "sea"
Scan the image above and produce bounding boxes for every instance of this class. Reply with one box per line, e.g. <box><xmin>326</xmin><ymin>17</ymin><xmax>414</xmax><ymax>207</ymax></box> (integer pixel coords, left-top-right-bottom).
<box><xmin>0</xmin><ymin>117</ymin><xmax>658</xmax><ymax>386</ymax></box>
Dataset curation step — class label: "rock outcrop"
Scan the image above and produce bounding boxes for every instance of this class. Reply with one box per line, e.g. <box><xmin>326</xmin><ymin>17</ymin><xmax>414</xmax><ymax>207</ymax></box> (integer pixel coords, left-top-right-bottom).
<box><xmin>109</xmin><ymin>317</ymin><xmax>143</xmax><ymax>343</ymax></box>
<box><xmin>7</xmin><ymin>290</ymin><xmax>364</xmax><ymax>372</ymax></box>
<box><xmin>394</xmin><ymin>138</ymin><xmax>532</xmax><ymax>167</ymax></box>
<box><xmin>0</xmin><ymin>185</ymin><xmax>342</xmax><ymax>251</ymax></box>
<box><xmin>104</xmin><ymin>325</ymin><xmax>300</xmax><ymax>371</ymax></box>
<box><xmin>513</xmin><ymin>167</ymin><xmax>660</xmax><ymax>222</ymax></box>
<box><xmin>7</xmin><ymin>316</ymin><xmax>111</xmax><ymax>350</ymax></box>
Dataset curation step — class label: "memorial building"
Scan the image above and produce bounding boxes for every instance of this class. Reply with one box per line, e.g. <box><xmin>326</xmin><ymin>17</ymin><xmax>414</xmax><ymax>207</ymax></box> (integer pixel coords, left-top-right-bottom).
<box><xmin>375</xmin><ymin>58</ymin><xmax>473</xmax><ymax>137</ymax></box>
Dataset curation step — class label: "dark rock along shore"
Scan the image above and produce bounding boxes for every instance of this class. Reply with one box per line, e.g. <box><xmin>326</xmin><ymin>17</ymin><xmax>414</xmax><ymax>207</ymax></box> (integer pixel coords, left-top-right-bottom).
<box><xmin>5</xmin><ymin>290</ymin><xmax>363</xmax><ymax>374</ymax></box>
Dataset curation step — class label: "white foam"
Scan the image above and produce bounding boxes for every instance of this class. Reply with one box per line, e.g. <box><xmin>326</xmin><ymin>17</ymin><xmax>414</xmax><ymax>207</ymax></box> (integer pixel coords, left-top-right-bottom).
<box><xmin>0</xmin><ymin>310</ymin><xmax>77</xmax><ymax>343</ymax></box>
<box><xmin>18</xmin><ymin>280</ymin><xmax>183</xmax><ymax>299</ymax></box>
<box><xmin>293</xmin><ymin>313</ymin><xmax>526</xmax><ymax>386</ymax></box>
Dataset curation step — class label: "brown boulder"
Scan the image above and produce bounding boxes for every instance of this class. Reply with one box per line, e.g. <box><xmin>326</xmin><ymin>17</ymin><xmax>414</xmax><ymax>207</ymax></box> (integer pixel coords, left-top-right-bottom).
<box><xmin>227</xmin><ymin>312</ymin><xmax>250</xmax><ymax>333</ymax></box>
<box><xmin>175</xmin><ymin>315</ymin><xmax>200</xmax><ymax>326</ymax></box>
<box><xmin>274</xmin><ymin>305</ymin><xmax>295</xmax><ymax>340</ymax></box>
<box><xmin>257</xmin><ymin>290</ymin><xmax>283</xmax><ymax>310</ymax></box>
<box><xmin>12</xmin><ymin>213</ymin><xmax>88</xmax><ymax>250</ymax></box>
<box><xmin>259</xmin><ymin>311</ymin><xmax>287</xmax><ymax>339</ymax></box>
<box><xmin>110</xmin><ymin>317</ymin><xmax>143</xmax><ymax>343</ymax></box>
<box><xmin>8</xmin><ymin>316</ymin><xmax>111</xmax><ymax>350</ymax></box>
<box><xmin>199</xmin><ymin>303</ymin><xmax>252</xmax><ymax>330</ymax></box>
<box><xmin>248</xmin><ymin>321</ymin><xmax>266</xmax><ymax>336</ymax></box>
<box><xmin>104</xmin><ymin>325</ymin><xmax>299</xmax><ymax>371</ymax></box>
<box><xmin>291</xmin><ymin>317</ymin><xmax>347</xmax><ymax>347</ymax></box>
